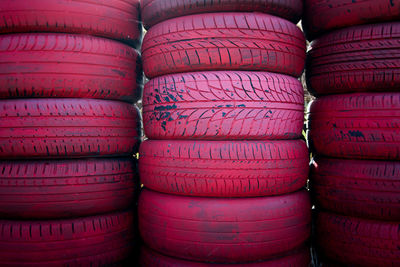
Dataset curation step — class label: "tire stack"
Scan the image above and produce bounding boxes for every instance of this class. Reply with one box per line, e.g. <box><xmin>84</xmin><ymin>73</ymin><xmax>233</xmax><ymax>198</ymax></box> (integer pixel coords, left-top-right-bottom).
<box><xmin>0</xmin><ymin>1</ymin><xmax>142</xmax><ymax>266</ymax></box>
<box><xmin>303</xmin><ymin>1</ymin><xmax>400</xmax><ymax>266</ymax></box>
<box><xmin>138</xmin><ymin>1</ymin><xmax>311</xmax><ymax>266</ymax></box>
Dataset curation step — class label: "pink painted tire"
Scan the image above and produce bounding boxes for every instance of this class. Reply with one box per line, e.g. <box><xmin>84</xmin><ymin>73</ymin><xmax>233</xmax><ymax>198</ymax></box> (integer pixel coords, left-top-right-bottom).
<box><xmin>139</xmin><ymin>189</ymin><xmax>311</xmax><ymax>263</ymax></box>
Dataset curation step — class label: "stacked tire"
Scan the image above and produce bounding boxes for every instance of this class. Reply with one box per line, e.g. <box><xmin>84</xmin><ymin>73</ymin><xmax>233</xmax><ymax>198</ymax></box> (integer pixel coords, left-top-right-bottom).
<box><xmin>139</xmin><ymin>1</ymin><xmax>311</xmax><ymax>265</ymax></box>
<box><xmin>0</xmin><ymin>1</ymin><xmax>142</xmax><ymax>266</ymax></box>
<box><xmin>304</xmin><ymin>1</ymin><xmax>400</xmax><ymax>266</ymax></box>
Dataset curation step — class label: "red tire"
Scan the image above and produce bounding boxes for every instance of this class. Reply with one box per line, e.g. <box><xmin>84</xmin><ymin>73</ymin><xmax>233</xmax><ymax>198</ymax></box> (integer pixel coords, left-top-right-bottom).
<box><xmin>0</xmin><ymin>0</ymin><xmax>142</xmax><ymax>46</ymax></box>
<box><xmin>308</xmin><ymin>93</ymin><xmax>400</xmax><ymax>160</ymax></box>
<box><xmin>139</xmin><ymin>140</ymin><xmax>308</xmax><ymax>197</ymax></box>
<box><xmin>320</xmin><ymin>262</ymin><xmax>342</xmax><ymax>267</ymax></box>
<box><xmin>0</xmin><ymin>33</ymin><xmax>142</xmax><ymax>101</ymax></box>
<box><xmin>0</xmin><ymin>99</ymin><xmax>141</xmax><ymax>159</ymax></box>
<box><xmin>142</xmin><ymin>13</ymin><xmax>306</xmax><ymax>78</ymax></box>
<box><xmin>311</xmin><ymin>158</ymin><xmax>400</xmax><ymax>221</ymax></box>
<box><xmin>143</xmin><ymin>71</ymin><xmax>304</xmax><ymax>140</ymax></box>
<box><xmin>0</xmin><ymin>158</ymin><xmax>137</xmax><ymax>219</ymax></box>
<box><xmin>306</xmin><ymin>23</ymin><xmax>400</xmax><ymax>96</ymax></box>
<box><xmin>0</xmin><ymin>211</ymin><xmax>135</xmax><ymax>266</ymax></box>
<box><xmin>303</xmin><ymin>0</ymin><xmax>400</xmax><ymax>40</ymax></box>
<box><xmin>139</xmin><ymin>189</ymin><xmax>311</xmax><ymax>263</ymax></box>
<box><xmin>317</xmin><ymin>212</ymin><xmax>400</xmax><ymax>267</ymax></box>
<box><xmin>141</xmin><ymin>246</ymin><xmax>311</xmax><ymax>266</ymax></box>
<box><xmin>141</xmin><ymin>0</ymin><xmax>303</xmax><ymax>28</ymax></box>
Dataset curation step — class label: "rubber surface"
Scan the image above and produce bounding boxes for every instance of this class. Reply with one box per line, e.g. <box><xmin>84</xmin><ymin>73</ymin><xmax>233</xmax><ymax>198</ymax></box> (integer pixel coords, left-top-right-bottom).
<box><xmin>142</xmin><ymin>13</ymin><xmax>306</xmax><ymax>78</ymax></box>
<box><xmin>0</xmin><ymin>0</ymin><xmax>142</xmax><ymax>46</ymax></box>
<box><xmin>0</xmin><ymin>33</ymin><xmax>142</xmax><ymax>101</ymax></box>
<box><xmin>139</xmin><ymin>189</ymin><xmax>311</xmax><ymax>263</ymax></box>
<box><xmin>143</xmin><ymin>71</ymin><xmax>304</xmax><ymax>140</ymax></box>
<box><xmin>306</xmin><ymin>22</ymin><xmax>400</xmax><ymax>96</ymax></box>
<box><xmin>139</xmin><ymin>140</ymin><xmax>308</xmax><ymax>197</ymax></box>
<box><xmin>141</xmin><ymin>0</ymin><xmax>303</xmax><ymax>28</ymax></box>
<box><xmin>0</xmin><ymin>211</ymin><xmax>135</xmax><ymax>266</ymax></box>
<box><xmin>311</xmin><ymin>157</ymin><xmax>400</xmax><ymax>221</ymax></box>
<box><xmin>303</xmin><ymin>0</ymin><xmax>400</xmax><ymax>40</ymax></box>
<box><xmin>141</xmin><ymin>246</ymin><xmax>311</xmax><ymax>266</ymax></box>
<box><xmin>317</xmin><ymin>212</ymin><xmax>400</xmax><ymax>267</ymax></box>
<box><xmin>308</xmin><ymin>93</ymin><xmax>400</xmax><ymax>160</ymax></box>
<box><xmin>0</xmin><ymin>99</ymin><xmax>141</xmax><ymax>159</ymax></box>
<box><xmin>0</xmin><ymin>158</ymin><xmax>137</xmax><ymax>219</ymax></box>
<box><xmin>320</xmin><ymin>262</ymin><xmax>344</xmax><ymax>267</ymax></box>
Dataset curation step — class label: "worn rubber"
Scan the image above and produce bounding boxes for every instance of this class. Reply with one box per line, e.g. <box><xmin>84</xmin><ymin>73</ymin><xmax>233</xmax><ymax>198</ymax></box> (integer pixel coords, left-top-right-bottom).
<box><xmin>0</xmin><ymin>33</ymin><xmax>142</xmax><ymax>101</ymax></box>
<box><xmin>306</xmin><ymin>22</ymin><xmax>400</xmax><ymax>96</ymax></box>
<box><xmin>317</xmin><ymin>212</ymin><xmax>400</xmax><ymax>267</ymax></box>
<box><xmin>141</xmin><ymin>246</ymin><xmax>311</xmax><ymax>266</ymax></box>
<box><xmin>143</xmin><ymin>71</ymin><xmax>304</xmax><ymax>140</ymax></box>
<box><xmin>311</xmin><ymin>157</ymin><xmax>400</xmax><ymax>221</ymax></box>
<box><xmin>141</xmin><ymin>0</ymin><xmax>303</xmax><ymax>28</ymax></box>
<box><xmin>0</xmin><ymin>99</ymin><xmax>141</xmax><ymax>159</ymax></box>
<box><xmin>139</xmin><ymin>140</ymin><xmax>308</xmax><ymax>197</ymax></box>
<box><xmin>0</xmin><ymin>0</ymin><xmax>142</xmax><ymax>46</ymax></box>
<box><xmin>307</xmin><ymin>93</ymin><xmax>400</xmax><ymax>160</ymax></box>
<box><xmin>0</xmin><ymin>211</ymin><xmax>135</xmax><ymax>266</ymax></box>
<box><xmin>139</xmin><ymin>189</ymin><xmax>311</xmax><ymax>263</ymax></box>
<box><xmin>303</xmin><ymin>0</ymin><xmax>400</xmax><ymax>40</ymax></box>
<box><xmin>142</xmin><ymin>13</ymin><xmax>306</xmax><ymax>78</ymax></box>
<box><xmin>0</xmin><ymin>158</ymin><xmax>137</xmax><ymax>219</ymax></box>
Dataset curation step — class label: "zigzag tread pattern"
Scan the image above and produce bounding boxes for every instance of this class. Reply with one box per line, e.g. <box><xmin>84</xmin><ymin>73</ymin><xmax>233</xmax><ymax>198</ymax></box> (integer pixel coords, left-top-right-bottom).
<box><xmin>143</xmin><ymin>71</ymin><xmax>304</xmax><ymax>140</ymax></box>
